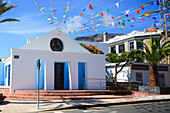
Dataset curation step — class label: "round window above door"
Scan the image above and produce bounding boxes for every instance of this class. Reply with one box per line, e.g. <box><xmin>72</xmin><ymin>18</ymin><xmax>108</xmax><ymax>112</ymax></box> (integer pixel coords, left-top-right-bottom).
<box><xmin>50</xmin><ymin>38</ymin><xmax>63</xmax><ymax>51</ymax></box>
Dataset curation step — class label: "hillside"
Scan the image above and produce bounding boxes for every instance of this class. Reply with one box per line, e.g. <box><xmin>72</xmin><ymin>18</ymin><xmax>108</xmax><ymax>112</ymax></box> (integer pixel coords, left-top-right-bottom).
<box><xmin>75</xmin><ymin>33</ymin><xmax>123</xmax><ymax>42</ymax></box>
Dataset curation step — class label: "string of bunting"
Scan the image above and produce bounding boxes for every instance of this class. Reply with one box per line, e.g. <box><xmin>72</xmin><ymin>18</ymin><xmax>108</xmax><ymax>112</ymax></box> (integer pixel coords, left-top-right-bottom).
<box><xmin>33</xmin><ymin>0</ymin><xmax>162</xmax><ymax>35</ymax></box>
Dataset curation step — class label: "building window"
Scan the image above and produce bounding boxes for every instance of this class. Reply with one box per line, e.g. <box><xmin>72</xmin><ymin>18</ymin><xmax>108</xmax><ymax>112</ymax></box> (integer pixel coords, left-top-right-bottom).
<box><xmin>132</xmin><ymin>64</ymin><xmax>149</xmax><ymax>70</ymax></box>
<box><xmin>136</xmin><ymin>72</ymin><xmax>143</xmax><ymax>82</ymax></box>
<box><xmin>137</xmin><ymin>41</ymin><xmax>143</xmax><ymax>50</ymax></box>
<box><xmin>130</xmin><ymin>42</ymin><xmax>134</xmax><ymax>51</ymax></box>
<box><xmin>119</xmin><ymin>44</ymin><xmax>124</xmax><ymax>53</ymax></box>
<box><xmin>111</xmin><ymin>46</ymin><xmax>116</xmax><ymax>53</ymax></box>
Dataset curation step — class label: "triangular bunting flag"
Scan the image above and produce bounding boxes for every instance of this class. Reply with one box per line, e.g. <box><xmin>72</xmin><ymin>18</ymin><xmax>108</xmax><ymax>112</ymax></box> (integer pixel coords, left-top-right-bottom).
<box><xmin>95</xmin><ymin>14</ymin><xmax>99</xmax><ymax>17</ymax></box>
<box><xmin>131</xmin><ymin>17</ymin><xmax>135</xmax><ymax>20</ymax></box>
<box><xmin>115</xmin><ymin>2</ymin><xmax>119</xmax><ymax>8</ymax></box>
<box><xmin>107</xmin><ymin>8</ymin><xmax>110</xmax><ymax>12</ymax></box>
<box><xmin>121</xmin><ymin>26</ymin><xmax>124</xmax><ymax>29</ymax></box>
<box><xmin>111</xmin><ymin>16</ymin><xmax>114</xmax><ymax>19</ymax></box>
<box><xmin>127</xmin><ymin>19</ymin><xmax>131</xmax><ymax>22</ymax></box>
<box><xmin>136</xmin><ymin>9</ymin><xmax>141</xmax><ymax>14</ymax></box>
<box><xmin>139</xmin><ymin>5</ymin><xmax>144</xmax><ymax>10</ymax></box>
<box><xmin>89</xmin><ymin>4</ymin><xmax>93</xmax><ymax>10</ymax></box>
<box><xmin>112</xmin><ymin>22</ymin><xmax>114</xmax><ymax>27</ymax></box>
<box><xmin>126</xmin><ymin>10</ymin><xmax>129</xmax><ymax>14</ymax></box>
<box><xmin>100</xmin><ymin>12</ymin><xmax>105</xmax><ymax>16</ymax></box>
<box><xmin>118</xmin><ymin>22</ymin><xmax>120</xmax><ymax>25</ymax></box>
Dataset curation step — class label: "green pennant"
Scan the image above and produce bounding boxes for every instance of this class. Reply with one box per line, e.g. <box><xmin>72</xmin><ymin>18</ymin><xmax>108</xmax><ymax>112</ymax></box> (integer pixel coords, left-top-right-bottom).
<box><xmin>122</xmin><ymin>23</ymin><xmax>125</xmax><ymax>26</ymax></box>
<box><xmin>45</xmin><ymin>15</ymin><xmax>49</xmax><ymax>18</ymax></box>
<box><xmin>119</xmin><ymin>13</ymin><xmax>123</xmax><ymax>15</ymax></box>
<box><xmin>127</xmin><ymin>19</ymin><xmax>131</xmax><ymax>22</ymax></box>
<box><xmin>107</xmin><ymin>8</ymin><xmax>110</xmax><ymax>12</ymax></box>
<box><xmin>122</xmin><ymin>20</ymin><xmax>125</xmax><ymax>22</ymax></box>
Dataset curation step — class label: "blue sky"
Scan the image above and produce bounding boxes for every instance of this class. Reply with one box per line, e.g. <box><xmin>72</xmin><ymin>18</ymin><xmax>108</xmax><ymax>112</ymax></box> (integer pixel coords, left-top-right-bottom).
<box><xmin>0</xmin><ymin>0</ymin><xmax>160</xmax><ymax>59</ymax></box>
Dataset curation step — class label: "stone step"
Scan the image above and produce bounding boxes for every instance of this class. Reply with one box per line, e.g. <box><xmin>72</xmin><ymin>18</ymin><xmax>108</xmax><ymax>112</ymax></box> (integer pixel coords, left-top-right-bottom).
<box><xmin>14</xmin><ymin>90</ymin><xmax>110</xmax><ymax>94</ymax></box>
<box><xmin>5</xmin><ymin>95</ymin><xmax>126</xmax><ymax>101</ymax></box>
<box><xmin>3</xmin><ymin>92</ymin><xmax>101</xmax><ymax>96</ymax></box>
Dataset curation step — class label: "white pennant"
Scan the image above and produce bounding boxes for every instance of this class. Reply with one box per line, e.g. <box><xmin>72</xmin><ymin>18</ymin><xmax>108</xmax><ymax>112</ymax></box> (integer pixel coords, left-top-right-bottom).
<box><xmin>115</xmin><ymin>2</ymin><xmax>119</xmax><ymax>8</ymax></box>
<box><xmin>126</xmin><ymin>10</ymin><xmax>129</xmax><ymax>14</ymax></box>
<box><xmin>112</xmin><ymin>22</ymin><xmax>114</xmax><ymax>27</ymax></box>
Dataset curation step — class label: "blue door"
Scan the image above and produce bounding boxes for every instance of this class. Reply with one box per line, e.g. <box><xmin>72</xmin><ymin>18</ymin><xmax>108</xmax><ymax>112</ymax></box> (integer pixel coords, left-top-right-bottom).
<box><xmin>78</xmin><ymin>62</ymin><xmax>85</xmax><ymax>90</ymax></box>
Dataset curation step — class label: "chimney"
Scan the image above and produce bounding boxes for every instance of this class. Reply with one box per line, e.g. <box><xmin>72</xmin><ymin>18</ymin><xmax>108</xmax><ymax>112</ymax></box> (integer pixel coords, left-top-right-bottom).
<box><xmin>103</xmin><ymin>32</ymin><xmax>108</xmax><ymax>43</ymax></box>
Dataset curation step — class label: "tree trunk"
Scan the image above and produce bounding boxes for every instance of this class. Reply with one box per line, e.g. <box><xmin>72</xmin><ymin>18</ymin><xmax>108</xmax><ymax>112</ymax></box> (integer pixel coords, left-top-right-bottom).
<box><xmin>150</xmin><ymin>65</ymin><xmax>160</xmax><ymax>87</ymax></box>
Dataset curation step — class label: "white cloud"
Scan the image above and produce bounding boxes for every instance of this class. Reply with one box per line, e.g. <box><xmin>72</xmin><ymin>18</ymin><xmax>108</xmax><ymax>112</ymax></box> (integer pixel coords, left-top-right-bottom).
<box><xmin>0</xmin><ymin>13</ymin><xmax>54</xmax><ymax>34</ymax></box>
<box><xmin>63</xmin><ymin>15</ymin><xmax>84</xmax><ymax>31</ymax></box>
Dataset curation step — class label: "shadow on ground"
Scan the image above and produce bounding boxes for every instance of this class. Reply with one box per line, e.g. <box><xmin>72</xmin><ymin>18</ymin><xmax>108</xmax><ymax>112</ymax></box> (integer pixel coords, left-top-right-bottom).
<box><xmin>0</xmin><ymin>101</ymin><xmax>11</xmax><ymax>105</ymax></box>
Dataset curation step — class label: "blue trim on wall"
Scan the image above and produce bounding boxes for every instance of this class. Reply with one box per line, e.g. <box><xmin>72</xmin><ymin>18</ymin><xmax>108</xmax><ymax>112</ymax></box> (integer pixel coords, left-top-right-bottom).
<box><xmin>55</xmin><ymin>62</ymin><xmax>69</xmax><ymax>90</ymax></box>
<box><xmin>78</xmin><ymin>62</ymin><xmax>85</xmax><ymax>90</ymax></box>
<box><xmin>35</xmin><ymin>61</ymin><xmax>45</xmax><ymax>89</ymax></box>
<box><xmin>64</xmin><ymin>62</ymin><xmax>69</xmax><ymax>89</ymax></box>
<box><xmin>0</xmin><ymin>63</ymin><xmax>4</xmax><ymax>85</ymax></box>
<box><xmin>8</xmin><ymin>65</ymin><xmax>11</xmax><ymax>86</ymax></box>
<box><xmin>4</xmin><ymin>66</ymin><xmax>7</xmax><ymax>86</ymax></box>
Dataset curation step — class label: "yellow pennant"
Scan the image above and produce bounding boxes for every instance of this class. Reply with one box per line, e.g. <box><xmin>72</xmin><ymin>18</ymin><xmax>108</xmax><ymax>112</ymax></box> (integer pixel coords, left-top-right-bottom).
<box><xmin>94</xmin><ymin>14</ymin><xmax>99</xmax><ymax>17</ymax></box>
<box><xmin>105</xmin><ymin>25</ymin><xmax>109</xmax><ymax>27</ymax></box>
<box><xmin>102</xmin><ymin>19</ymin><xmax>105</xmax><ymax>23</ymax></box>
<box><xmin>66</xmin><ymin>6</ymin><xmax>69</xmax><ymax>12</ymax></box>
<box><xmin>116</xmin><ymin>16</ymin><xmax>122</xmax><ymax>19</ymax></box>
<box><xmin>121</xmin><ymin>26</ymin><xmax>124</xmax><ymax>29</ymax></box>
<box><xmin>40</xmin><ymin>7</ymin><xmax>45</xmax><ymax>11</ymax></box>
<box><xmin>144</xmin><ymin>13</ymin><xmax>149</xmax><ymax>16</ymax></box>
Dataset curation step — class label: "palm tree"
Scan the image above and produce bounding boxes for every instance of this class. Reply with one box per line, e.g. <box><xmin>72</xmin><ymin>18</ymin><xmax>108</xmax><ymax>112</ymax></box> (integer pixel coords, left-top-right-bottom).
<box><xmin>137</xmin><ymin>34</ymin><xmax>170</xmax><ymax>86</ymax></box>
<box><xmin>0</xmin><ymin>0</ymin><xmax>19</xmax><ymax>23</ymax></box>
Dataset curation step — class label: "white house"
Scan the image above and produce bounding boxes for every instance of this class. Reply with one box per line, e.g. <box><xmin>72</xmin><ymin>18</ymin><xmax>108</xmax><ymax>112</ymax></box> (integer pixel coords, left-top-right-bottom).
<box><xmin>105</xmin><ymin>29</ymin><xmax>170</xmax><ymax>87</ymax></box>
<box><xmin>0</xmin><ymin>30</ymin><xmax>106</xmax><ymax>92</ymax></box>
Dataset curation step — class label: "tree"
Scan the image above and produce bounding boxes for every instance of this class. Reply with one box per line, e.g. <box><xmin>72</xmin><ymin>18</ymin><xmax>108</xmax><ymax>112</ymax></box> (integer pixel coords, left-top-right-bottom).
<box><xmin>0</xmin><ymin>0</ymin><xmax>19</xmax><ymax>23</ymax></box>
<box><xmin>105</xmin><ymin>50</ymin><xmax>144</xmax><ymax>83</ymax></box>
<box><xmin>137</xmin><ymin>34</ymin><xmax>170</xmax><ymax>86</ymax></box>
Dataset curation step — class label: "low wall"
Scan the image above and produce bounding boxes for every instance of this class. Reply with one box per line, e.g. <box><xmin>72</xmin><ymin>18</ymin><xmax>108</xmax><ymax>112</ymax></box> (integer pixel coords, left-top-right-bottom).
<box><xmin>139</xmin><ymin>86</ymin><xmax>170</xmax><ymax>94</ymax></box>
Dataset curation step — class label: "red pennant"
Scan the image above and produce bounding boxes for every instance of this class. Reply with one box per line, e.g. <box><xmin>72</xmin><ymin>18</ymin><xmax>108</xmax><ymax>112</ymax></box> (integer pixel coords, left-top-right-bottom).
<box><xmin>142</xmin><ymin>19</ymin><xmax>145</xmax><ymax>21</ymax></box>
<box><xmin>118</xmin><ymin>22</ymin><xmax>120</xmax><ymax>25</ymax></box>
<box><xmin>115</xmin><ymin>24</ymin><xmax>117</xmax><ymax>26</ymax></box>
<box><xmin>80</xmin><ymin>29</ymin><xmax>83</xmax><ymax>31</ymax></box>
<box><xmin>52</xmin><ymin>13</ymin><xmax>56</xmax><ymax>15</ymax></box>
<box><xmin>167</xmin><ymin>14</ymin><xmax>170</xmax><ymax>16</ymax></box>
<box><xmin>100</xmin><ymin>12</ymin><xmax>105</xmax><ymax>16</ymax></box>
<box><xmin>111</xmin><ymin>16</ymin><xmax>114</xmax><ymax>19</ymax></box>
<box><xmin>86</xmin><ymin>20</ymin><xmax>90</xmax><ymax>22</ymax></box>
<box><xmin>148</xmin><ymin>15</ymin><xmax>151</xmax><ymax>18</ymax></box>
<box><xmin>80</xmin><ymin>13</ymin><xmax>83</xmax><ymax>16</ymax></box>
<box><xmin>131</xmin><ymin>17</ymin><xmax>135</xmax><ymax>20</ymax></box>
<box><xmin>89</xmin><ymin>4</ymin><xmax>93</xmax><ymax>10</ymax></box>
<box><xmin>139</xmin><ymin>5</ymin><xmax>144</xmax><ymax>10</ymax></box>
<box><xmin>136</xmin><ymin>9</ymin><xmax>141</xmax><ymax>14</ymax></box>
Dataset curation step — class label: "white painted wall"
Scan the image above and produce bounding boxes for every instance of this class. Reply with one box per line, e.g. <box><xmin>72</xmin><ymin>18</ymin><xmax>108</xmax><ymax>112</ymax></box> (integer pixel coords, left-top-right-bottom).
<box><xmin>10</xmin><ymin>49</ymin><xmax>106</xmax><ymax>92</ymax></box>
<box><xmin>106</xmin><ymin>63</ymin><xmax>170</xmax><ymax>87</ymax></box>
<box><xmin>20</xmin><ymin>30</ymin><xmax>90</xmax><ymax>54</ymax></box>
<box><xmin>105</xmin><ymin>63</ymin><xmax>131</xmax><ymax>82</ymax></box>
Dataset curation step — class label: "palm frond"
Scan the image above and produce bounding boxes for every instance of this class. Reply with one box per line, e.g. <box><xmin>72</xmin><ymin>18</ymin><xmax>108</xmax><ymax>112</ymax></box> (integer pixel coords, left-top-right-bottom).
<box><xmin>0</xmin><ymin>18</ymin><xmax>20</xmax><ymax>23</ymax></box>
<box><xmin>143</xmin><ymin>1</ymin><xmax>154</xmax><ymax>6</ymax></box>
<box><xmin>141</xmin><ymin>11</ymin><xmax>162</xmax><ymax>17</ymax></box>
<box><xmin>0</xmin><ymin>5</ymin><xmax>17</xmax><ymax>15</ymax></box>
